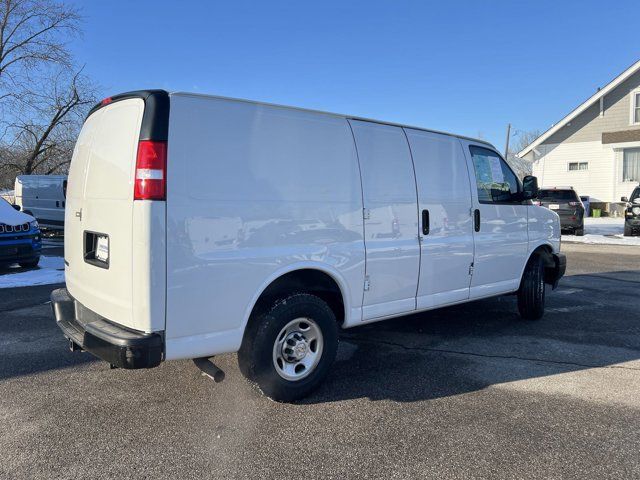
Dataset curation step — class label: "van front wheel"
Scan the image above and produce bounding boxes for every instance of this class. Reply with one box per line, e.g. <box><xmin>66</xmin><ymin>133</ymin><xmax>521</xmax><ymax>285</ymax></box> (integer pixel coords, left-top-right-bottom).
<box><xmin>517</xmin><ymin>254</ymin><xmax>546</xmax><ymax>320</ymax></box>
<box><xmin>238</xmin><ymin>293</ymin><xmax>338</xmax><ymax>402</ymax></box>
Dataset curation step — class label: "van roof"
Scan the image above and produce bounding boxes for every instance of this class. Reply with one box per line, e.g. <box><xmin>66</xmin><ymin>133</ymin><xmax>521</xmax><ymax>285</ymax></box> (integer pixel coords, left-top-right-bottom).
<box><xmin>168</xmin><ymin>91</ymin><xmax>497</xmax><ymax>150</ymax></box>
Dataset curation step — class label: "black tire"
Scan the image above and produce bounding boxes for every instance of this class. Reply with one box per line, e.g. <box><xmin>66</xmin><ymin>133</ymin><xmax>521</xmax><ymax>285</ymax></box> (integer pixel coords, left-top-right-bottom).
<box><xmin>517</xmin><ymin>254</ymin><xmax>545</xmax><ymax>320</ymax></box>
<box><xmin>237</xmin><ymin>293</ymin><xmax>338</xmax><ymax>402</ymax></box>
<box><xmin>19</xmin><ymin>256</ymin><xmax>40</xmax><ymax>268</ymax></box>
<box><xmin>624</xmin><ymin>224</ymin><xmax>632</xmax><ymax>236</ymax></box>
<box><xmin>575</xmin><ymin>227</ymin><xmax>584</xmax><ymax>236</ymax></box>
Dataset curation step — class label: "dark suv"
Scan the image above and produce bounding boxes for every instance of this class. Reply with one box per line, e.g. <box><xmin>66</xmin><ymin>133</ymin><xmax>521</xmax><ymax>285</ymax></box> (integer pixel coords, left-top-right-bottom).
<box><xmin>537</xmin><ymin>187</ymin><xmax>585</xmax><ymax>236</ymax></box>
<box><xmin>622</xmin><ymin>186</ymin><xmax>640</xmax><ymax>236</ymax></box>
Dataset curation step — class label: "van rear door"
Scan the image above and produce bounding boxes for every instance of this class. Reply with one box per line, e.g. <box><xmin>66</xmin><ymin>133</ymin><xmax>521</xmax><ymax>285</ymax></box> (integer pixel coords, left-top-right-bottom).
<box><xmin>65</xmin><ymin>91</ymin><xmax>168</xmax><ymax>333</ymax></box>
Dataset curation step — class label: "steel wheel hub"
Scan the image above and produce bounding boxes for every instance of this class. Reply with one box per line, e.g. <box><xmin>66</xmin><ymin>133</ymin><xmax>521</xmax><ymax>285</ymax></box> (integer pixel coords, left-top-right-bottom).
<box><xmin>273</xmin><ymin>317</ymin><xmax>323</xmax><ymax>381</ymax></box>
<box><xmin>282</xmin><ymin>332</ymin><xmax>309</xmax><ymax>361</ymax></box>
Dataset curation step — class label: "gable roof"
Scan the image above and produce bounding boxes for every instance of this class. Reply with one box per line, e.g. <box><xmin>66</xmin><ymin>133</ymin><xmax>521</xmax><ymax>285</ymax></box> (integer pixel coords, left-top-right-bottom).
<box><xmin>518</xmin><ymin>59</ymin><xmax>640</xmax><ymax>158</ymax></box>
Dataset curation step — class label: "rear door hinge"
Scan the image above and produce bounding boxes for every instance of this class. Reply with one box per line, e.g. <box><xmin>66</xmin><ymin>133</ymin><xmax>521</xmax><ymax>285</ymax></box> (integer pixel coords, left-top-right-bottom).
<box><xmin>363</xmin><ymin>208</ymin><xmax>371</xmax><ymax>220</ymax></box>
<box><xmin>363</xmin><ymin>275</ymin><xmax>371</xmax><ymax>291</ymax></box>
<box><xmin>468</xmin><ymin>262</ymin><xmax>474</xmax><ymax>276</ymax></box>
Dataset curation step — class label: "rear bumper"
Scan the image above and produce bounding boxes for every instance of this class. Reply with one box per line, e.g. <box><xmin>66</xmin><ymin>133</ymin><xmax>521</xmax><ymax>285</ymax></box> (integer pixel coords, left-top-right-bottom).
<box><xmin>545</xmin><ymin>253</ymin><xmax>567</xmax><ymax>289</ymax></box>
<box><xmin>557</xmin><ymin>213</ymin><xmax>583</xmax><ymax>229</ymax></box>
<box><xmin>51</xmin><ymin>288</ymin><xmax>163</xmax><ymax>369</ymax></box>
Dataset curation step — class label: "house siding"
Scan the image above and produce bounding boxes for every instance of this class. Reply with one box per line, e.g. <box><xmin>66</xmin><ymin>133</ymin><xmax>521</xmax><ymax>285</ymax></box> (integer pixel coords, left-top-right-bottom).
<box><xmin>543</xmin><ymin>69</ymin><xmax>640</xmax><ymax>145</ymax></box>
<box><xmin>532</xmin><ymin>141</ymin><xmax>615</xmax><ymax>202</ymax></box>
<box><xmin>529</xmin><ymin>66</ymin><xmax>640</xmax><ymax>204</ymax></box>
<box><xmin>613</xmin><ymin>149</ymin><xmax>640</xmax><ymax>202</ymax></box>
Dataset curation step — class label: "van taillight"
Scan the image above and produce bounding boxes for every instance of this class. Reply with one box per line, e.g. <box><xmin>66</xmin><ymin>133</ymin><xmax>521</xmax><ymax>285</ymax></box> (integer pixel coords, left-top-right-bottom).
<box><xmin>134</xmin><ymin>140</ymin><xmax>167</xmax><ymax>200</ymax></box>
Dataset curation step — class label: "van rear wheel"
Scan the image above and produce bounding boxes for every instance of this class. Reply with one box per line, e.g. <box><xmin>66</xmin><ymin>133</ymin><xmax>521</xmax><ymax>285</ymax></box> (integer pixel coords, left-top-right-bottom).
<box><xmin>517</xmin><ymin>254</ymin><xmax>545</xmax><ymax>320</ymax></box>
<box><xmin>238</xmin><ymin>293</ymin><xmax>338</xmax><ymax>402</ymax></box>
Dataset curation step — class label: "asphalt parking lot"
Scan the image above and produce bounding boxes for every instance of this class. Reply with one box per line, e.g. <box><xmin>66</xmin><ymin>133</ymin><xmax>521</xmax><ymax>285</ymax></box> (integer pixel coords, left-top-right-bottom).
<box><xmin>1</xmin><ymin>243</ymin><xmax>639</xmax><ymax>479</ymax></box>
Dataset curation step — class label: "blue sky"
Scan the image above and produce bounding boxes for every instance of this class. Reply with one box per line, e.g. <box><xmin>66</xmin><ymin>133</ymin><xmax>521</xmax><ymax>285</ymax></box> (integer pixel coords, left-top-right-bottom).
<box><xmin>68</xmin><ymin>0</ymin><xmax>639</xmax><ymax>151</ymax></box>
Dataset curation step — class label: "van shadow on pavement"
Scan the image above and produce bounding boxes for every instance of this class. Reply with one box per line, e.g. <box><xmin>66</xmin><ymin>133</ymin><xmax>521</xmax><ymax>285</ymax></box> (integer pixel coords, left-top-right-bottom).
<box><xmin>303</xmin><ymin>269</ymin><xmax>640</xmax><ymax>404</ymax></box>
<box><xmin>0</xmin><ymin>269</ymin><xmax>638</xmax><ymax>403</ymax></box>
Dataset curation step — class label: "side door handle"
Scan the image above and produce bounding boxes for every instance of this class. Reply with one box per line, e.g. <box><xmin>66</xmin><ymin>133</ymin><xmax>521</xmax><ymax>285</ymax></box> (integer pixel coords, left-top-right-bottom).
<box><xmin>422</xmin><ymin>209</ymin><xmax>429</xmax><ymax>235</ymax></box>
<box><xmin>474</xmin><ymin>209</ymin><xmax>480</xmax><ymax>232</ymax></box>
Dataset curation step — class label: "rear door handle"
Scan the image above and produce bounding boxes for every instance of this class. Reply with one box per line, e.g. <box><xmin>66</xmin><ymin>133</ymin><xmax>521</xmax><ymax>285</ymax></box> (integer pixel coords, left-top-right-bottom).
<box><xmin>474</xmin><ymin>209</ymin><xmax>480</xmax><ymax>232</ymax></box>
<box><xmin>422</xmin><ymin>209</ymin><xmax>429</xmax><ymax>235</ymax></box>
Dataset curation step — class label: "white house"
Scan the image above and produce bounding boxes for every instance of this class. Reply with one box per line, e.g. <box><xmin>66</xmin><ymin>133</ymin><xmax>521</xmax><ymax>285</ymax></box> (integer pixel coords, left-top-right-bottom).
<box><xmin>519</xmin><ymin>59</ymin><xmax>640</xmax><ymax>208</ymax></box>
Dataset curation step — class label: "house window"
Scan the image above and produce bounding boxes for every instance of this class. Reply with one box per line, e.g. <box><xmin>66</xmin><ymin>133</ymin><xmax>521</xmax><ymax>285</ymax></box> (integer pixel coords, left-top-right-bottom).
<box><xmin>568</xmin><ymin>162</ymin><xmax>588</xmax><ymax>171</ymax></box>
<box><xmin>623</xmin><ymin>148</ymin><xmax>640</xmax><ymax>182</ymax></box>
<box><xmin>632</xmin><ymin>90</ymin><xmax>640</xmax><ymax>125</ymax></box>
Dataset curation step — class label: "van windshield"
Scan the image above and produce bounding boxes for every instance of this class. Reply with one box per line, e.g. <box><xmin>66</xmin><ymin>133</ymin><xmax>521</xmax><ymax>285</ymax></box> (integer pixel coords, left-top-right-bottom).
<box><xmin>538</xmin><ymin>190</ymin><xmax>579</xmax><ymax>202</ymax></box>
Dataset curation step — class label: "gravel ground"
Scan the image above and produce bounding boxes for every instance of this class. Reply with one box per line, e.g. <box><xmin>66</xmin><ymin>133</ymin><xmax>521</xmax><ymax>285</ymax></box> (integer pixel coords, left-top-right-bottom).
<box><xmin>1</xmin><ymin>243</ymin><xmax>639</xmax><ymax>479</ymax></box>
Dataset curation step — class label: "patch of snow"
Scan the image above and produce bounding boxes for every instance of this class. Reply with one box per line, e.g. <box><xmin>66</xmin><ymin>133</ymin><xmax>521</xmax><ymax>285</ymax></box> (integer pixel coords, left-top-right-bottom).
<box><xmin>562</xmin><ymin>217</ymin><xmax>640</xmax><ymax>246</ymax></box>
<box><xmin>0</xmin><ymin>256</ymin><xmax>64</xmax><ymax>288</ymax></box>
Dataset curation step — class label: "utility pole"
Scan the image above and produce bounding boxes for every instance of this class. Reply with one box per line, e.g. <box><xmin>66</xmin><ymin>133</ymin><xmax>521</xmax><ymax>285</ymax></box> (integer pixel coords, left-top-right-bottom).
<box><xmin>504</xmin><ymin>123</ymin><xmax>511</xmax><ymax>159</ymax></box>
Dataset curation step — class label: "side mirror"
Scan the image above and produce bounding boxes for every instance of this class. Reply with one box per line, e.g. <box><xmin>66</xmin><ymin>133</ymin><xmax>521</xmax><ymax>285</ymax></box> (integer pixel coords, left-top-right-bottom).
<box><xmin>522</xmin><ymin>175</ymin><xmax>539</xmax><ymax>200</ymax></box>
<box><xmin>621</xmin><ymin>196</ymin><xmax>629</xmax><ymax>202</ymax></box>
<box><xmin>12</xmin><ymin>204</ymin><xmax>20</xmax><ymax>211</ymax></box>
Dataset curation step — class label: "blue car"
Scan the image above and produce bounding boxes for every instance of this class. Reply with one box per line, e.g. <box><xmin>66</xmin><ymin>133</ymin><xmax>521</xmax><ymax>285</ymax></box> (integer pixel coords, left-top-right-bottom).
<box><xmin>0</xmin><ymin>197</ymin><xmax>42</xmax><ymax>268</ymax></box>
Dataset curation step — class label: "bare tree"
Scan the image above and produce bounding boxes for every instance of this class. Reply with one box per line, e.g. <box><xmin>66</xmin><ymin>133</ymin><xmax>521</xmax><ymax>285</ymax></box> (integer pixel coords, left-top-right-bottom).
<box><xmin>0</xmin><ymin>0</ymin><xmax>95</xmax><ymax>189</ymax></box>
<box><xmin>1</xmin><ymin>67</ymin><xmax>95</xmax><ymax>179</ymax></box>
<box><xmin>506</xmin><ymin>129</ymin><xmax>541</xmax><ymax>179</ymax></box>
<box><xmin>0</xmin><ymin>0</ymin><xmax>80</xmax><ymax>93</ymax></box>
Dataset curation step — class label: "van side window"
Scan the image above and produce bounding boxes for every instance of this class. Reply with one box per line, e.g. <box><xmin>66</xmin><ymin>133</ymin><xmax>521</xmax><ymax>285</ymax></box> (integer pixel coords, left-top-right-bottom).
<box><xmin>469</xmin><ymin>146</ymin><xmax>519</xmax><ymax>203</ymax></box>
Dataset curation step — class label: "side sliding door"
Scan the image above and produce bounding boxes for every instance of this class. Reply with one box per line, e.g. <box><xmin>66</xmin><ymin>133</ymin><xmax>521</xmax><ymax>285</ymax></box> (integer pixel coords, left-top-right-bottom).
<box><xmin>349</xmin><ymin>120</ymin><xmax>420</xmax><ymax>321</ymax></box>
<box><xmin>405</xmin><ymin>129</ymin><xmax>475</xmax><ymax>309</ymax></box>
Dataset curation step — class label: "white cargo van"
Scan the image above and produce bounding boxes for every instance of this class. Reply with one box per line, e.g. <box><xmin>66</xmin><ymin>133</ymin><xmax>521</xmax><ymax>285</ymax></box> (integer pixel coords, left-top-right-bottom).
<box><xmin>52</xmin><ymin>90</ymin><xmax>566</xmax><ymax>402</ymax></box>
<box><xmin>14</xmin><ymin>175</ymin><xmax>67</xmax><ymax>230</ymax></box>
